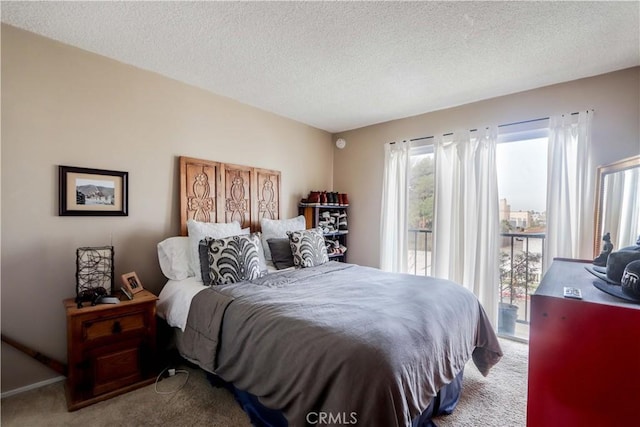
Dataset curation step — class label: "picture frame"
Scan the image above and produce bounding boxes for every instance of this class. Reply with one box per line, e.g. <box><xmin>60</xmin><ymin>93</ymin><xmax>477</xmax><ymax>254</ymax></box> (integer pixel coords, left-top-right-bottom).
<box><xmin>59</xmin><ymin>166</ymin><xmax>128</xmax><ymax>216</ymax></box>
<box><xmin>121</xmin><ymin>271</ymin><xmax>144</xmax><ymax>299</ymax></box>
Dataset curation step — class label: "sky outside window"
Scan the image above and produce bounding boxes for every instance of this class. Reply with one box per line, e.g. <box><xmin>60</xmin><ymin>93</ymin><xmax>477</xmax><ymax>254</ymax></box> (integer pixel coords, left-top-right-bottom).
<box><xmin>496</xmin><ymin>137</ymin><xmax>548</xmax><ymax>213</ymax></box>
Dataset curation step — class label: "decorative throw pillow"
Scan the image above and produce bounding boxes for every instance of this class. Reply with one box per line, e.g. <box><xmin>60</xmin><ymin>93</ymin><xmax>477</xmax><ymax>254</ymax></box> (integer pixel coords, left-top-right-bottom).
<box><xmin>198</xmin><ymin>233</ymin><xmax>263</xmax><ymax>286</ymax></box>
<box><xmin>239</xmin><ymin>228</ymin><xmax>269</xmax><ymax>272</ymax></box>
<box><xmin>260</xmin><ymin>215</ymin><xmax>306</xmax><ymax>261</ymax></box>
<box><xmin>267</xmin><ymin>238</ymin><xmax>295</xmax><ymax>270</ymax></box>
<box><xmin>187</xmin><ymin>219</ymin><xmax>242</xmax><ymax>281</ymax></box>
<box><xmin>287</xmin><ymin>228</ymin><xmax>329</xmax><ymax>268</ymax></box>
<box><xmin>157</xmin><ymin>236</ymin><xmax>193</xmax><ymax>280</ymax></box>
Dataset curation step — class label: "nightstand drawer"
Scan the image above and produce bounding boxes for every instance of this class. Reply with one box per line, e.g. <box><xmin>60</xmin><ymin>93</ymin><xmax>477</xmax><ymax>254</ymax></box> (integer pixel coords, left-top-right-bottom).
<box><xmin>82</xmin><ymin>312</ymin><xmax>145</xmax><ymax>342</ymax></box>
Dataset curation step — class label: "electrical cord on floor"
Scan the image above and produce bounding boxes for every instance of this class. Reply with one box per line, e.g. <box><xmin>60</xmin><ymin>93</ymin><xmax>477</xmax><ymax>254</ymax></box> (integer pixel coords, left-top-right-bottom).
<box><xmin>154</xmin><ymin>365</ymin><xmax>190</xmax><ymax>395</ymax></box>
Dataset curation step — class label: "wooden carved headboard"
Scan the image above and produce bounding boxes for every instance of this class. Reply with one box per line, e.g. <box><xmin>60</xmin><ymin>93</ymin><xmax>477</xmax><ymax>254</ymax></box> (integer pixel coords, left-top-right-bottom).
<box><xmin>179</xmin><ymin>156</ymin><xmax>281</xmax><ymax>235</ymax></box>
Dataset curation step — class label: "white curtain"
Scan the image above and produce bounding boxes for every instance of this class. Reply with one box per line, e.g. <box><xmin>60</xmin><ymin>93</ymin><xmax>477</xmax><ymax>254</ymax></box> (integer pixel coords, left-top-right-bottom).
<box><xmin>544</xmin><ymin>112</ymin><xmax>594</xmax><ymax>271</ymax></box>
<box><xmin>432</xmin><ymin>128</ymin><xmax>500</xmax><ymax>325</ymax></box>
<box><xmin>380</xmin><ymin>141</ymin><xmax>410</xmax><ymax>273</ymax></box>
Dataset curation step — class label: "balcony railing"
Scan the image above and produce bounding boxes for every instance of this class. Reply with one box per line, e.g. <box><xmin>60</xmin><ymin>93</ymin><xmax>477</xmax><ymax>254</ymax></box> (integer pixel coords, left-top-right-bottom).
<box><xmin>407</xmin><ymin>229</ymin><xmax>545</xmax><ymax>325</ymax></box>
<box><xmin>408</xmin><ymin>228</ymin><xmax>433</xmax><ymax>276</ymax></box>
<box><xmin>499</xmin><ymin>232</ymin><xmax>545</xmax><ymax>325</ymax></box>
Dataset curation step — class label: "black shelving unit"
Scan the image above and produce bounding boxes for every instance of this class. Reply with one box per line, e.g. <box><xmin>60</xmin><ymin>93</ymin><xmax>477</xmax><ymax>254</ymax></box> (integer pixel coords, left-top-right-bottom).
<box><xmin>298</xmin><ymin>203</ymin><xmax>349</xmax><ymax>262</ymax></box>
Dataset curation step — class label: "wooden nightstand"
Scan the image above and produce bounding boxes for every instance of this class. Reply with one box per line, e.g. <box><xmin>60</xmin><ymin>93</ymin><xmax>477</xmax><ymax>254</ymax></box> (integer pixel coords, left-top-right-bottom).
<box><xmin>64</xmin><ymin>290</ymin><xmax>158</xmax><ymax>411</ymax></box>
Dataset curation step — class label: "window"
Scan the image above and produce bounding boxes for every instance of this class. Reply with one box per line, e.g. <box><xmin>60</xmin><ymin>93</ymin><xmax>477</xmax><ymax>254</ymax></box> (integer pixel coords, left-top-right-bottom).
<box><xmin>404</xmin><ymin>119</ymin><xmax>553</xmax><ymax>343</ymax></box>
<box><xmin>408</xmin><ymin>143</ymin><xmax>434</xmax><ymax>275</ymax></box>
<box><xmin>496</xmin><ymin>127</ymin><xmax>549</xmax><ymax>341</ymax></box>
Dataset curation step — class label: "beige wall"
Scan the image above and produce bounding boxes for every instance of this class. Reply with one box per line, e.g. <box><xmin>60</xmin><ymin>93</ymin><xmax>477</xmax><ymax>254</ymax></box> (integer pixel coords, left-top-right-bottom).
<box><xmin>0</xmin><ymin>25</ymin><xmax>333</xmax><ymax>393</ymax></box>
<box><xmin>333</xmin><ymin>67</ymin><xmax>640</xmax><ymax>269</ymax></box>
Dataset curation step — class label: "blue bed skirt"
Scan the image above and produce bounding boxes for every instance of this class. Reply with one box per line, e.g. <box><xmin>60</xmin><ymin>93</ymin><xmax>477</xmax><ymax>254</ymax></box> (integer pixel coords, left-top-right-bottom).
<box><xmin>208</xmin><ymin>368</ymin><xmax>464</xmax><ymax>427</ymax></box>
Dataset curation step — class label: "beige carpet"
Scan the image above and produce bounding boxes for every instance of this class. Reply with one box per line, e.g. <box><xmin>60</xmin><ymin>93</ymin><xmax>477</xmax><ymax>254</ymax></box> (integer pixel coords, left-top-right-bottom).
<box><xmin>434</xmin><ymin>338</ymin><xmax>528</xmax><ymax>426</ymax></box>
<box><xmin>1</xmin><ymin>338</ymin><xmax>527</xmax><ymax>426</ymax></box>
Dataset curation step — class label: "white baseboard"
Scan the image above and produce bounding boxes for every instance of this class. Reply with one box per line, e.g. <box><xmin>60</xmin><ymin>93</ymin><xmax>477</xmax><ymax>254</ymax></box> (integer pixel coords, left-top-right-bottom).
<box><xmin>1</xmin><ymin>376</ymin><xmax>66</xmax><ymax>399</ymax></box>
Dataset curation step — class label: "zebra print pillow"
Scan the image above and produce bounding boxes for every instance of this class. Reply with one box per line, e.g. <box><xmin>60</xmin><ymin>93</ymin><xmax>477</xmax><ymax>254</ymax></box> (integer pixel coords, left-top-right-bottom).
<box><xmin>198</xmin><ymin>233</ymin><xmax>263</xmax><ymax>286</ymax></box>
<box><xmin>287</xmin><ymin>228</ymin><xmax>329</xmax><ymax>268</ymax></box>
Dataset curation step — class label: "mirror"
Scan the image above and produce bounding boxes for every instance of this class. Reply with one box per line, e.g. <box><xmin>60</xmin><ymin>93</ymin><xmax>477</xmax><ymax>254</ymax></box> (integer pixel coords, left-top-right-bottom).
<box><xmin>594</xmin><ymin>154</ymin><xmax>640</xmax><ymax>256</ymax></box>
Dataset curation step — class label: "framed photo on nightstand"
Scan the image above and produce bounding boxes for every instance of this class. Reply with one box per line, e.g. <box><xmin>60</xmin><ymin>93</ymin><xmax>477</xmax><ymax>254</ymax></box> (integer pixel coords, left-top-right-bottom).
<box><xmin>121</xmin><ymin>271</ymin><xmax>144</xmax><ymax>299</ymax></box>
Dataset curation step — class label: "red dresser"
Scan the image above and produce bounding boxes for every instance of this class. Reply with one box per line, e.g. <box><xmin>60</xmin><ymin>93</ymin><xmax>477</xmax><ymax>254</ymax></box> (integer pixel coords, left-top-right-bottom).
<box><xmin>527</xmin><ymin>259</ymin><xmax>640</xmax><ymax>426</ymax></box>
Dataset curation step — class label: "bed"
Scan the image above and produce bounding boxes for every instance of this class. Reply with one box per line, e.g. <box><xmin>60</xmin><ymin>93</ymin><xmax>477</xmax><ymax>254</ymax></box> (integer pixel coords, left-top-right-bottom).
<box><xmin>156</xmin><ymin>157</ymin><xmax>503</xmax><ymax>426</ymax></box>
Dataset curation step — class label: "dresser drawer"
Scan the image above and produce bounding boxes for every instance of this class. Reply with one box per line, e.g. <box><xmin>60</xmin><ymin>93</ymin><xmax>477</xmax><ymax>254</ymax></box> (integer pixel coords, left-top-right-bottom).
<box><xmin>82</xmin><ymin>312</ymin><xmax>146</xmax><ymax>343</ymax></box>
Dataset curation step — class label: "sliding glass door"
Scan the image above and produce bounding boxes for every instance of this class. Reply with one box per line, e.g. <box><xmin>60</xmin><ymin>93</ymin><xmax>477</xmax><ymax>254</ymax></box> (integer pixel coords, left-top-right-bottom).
<box><xmin>496</xmin><ymin>134</ymin><xmax>548</xmax><ymax>341</ymax></box>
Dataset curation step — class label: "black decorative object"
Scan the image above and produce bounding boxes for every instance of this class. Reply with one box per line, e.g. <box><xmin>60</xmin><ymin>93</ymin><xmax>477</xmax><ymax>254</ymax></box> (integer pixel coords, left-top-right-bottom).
<box><xmin>586</xmin><ymin>250</ymin><xmax>640</xmax><ymax>285</ymax></box>
<box><xmin>593</xmin><ymin>232</ymin><xmax>614</xmax><ymax>267</ymax></box>
<box><xmin>593</xmin><ymin>258</ymin><xmax>640</xmax><ymax>304</ymax></box>
<box><xmin>621</xmin><ymin>260</ymin><xmax>640</xmax><ymax>300</ymax></box>
<box><xmin>75</xmin><ymin>246</ymin><xmax>114</xmax><ymax>308</ymax></box>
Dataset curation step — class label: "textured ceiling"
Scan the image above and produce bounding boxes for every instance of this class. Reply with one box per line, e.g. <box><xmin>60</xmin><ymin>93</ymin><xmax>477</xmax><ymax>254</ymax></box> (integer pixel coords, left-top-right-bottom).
<box><xmin>2</xmin><ymin>1</ymin><xmax>639</xmax><ymax>133</ymax></box>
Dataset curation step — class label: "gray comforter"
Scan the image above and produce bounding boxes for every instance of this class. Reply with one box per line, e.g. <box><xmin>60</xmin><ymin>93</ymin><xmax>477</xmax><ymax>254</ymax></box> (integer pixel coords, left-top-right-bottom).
<box><xmin>181</xmin><ymin>262</ymin><xmax>502</xmax><ymax>427</ymax></box>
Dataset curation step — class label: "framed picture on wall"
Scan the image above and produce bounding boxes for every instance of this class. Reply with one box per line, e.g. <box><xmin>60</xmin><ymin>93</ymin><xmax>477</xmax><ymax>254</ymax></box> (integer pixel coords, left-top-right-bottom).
<box><xmin>59</xmin><ymin>166</ymin><xmax>128</xmax><ymax>216</ymax></box>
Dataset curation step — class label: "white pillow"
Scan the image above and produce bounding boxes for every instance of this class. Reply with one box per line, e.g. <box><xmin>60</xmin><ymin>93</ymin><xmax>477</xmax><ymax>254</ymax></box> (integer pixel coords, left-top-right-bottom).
<box><xmin>157</xmin><ymin>236</ymin><xmax>193</xmax><ymax>280</ymax></box>
<box><xmin>260</xmin><ymin>215</ymin><xmax>306</xmax><ymax>261</ymax></box>
<box><xmin>187</xmin><ymin>219</ymin><xmax>242</xmax><ymax>280</ymax></box>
